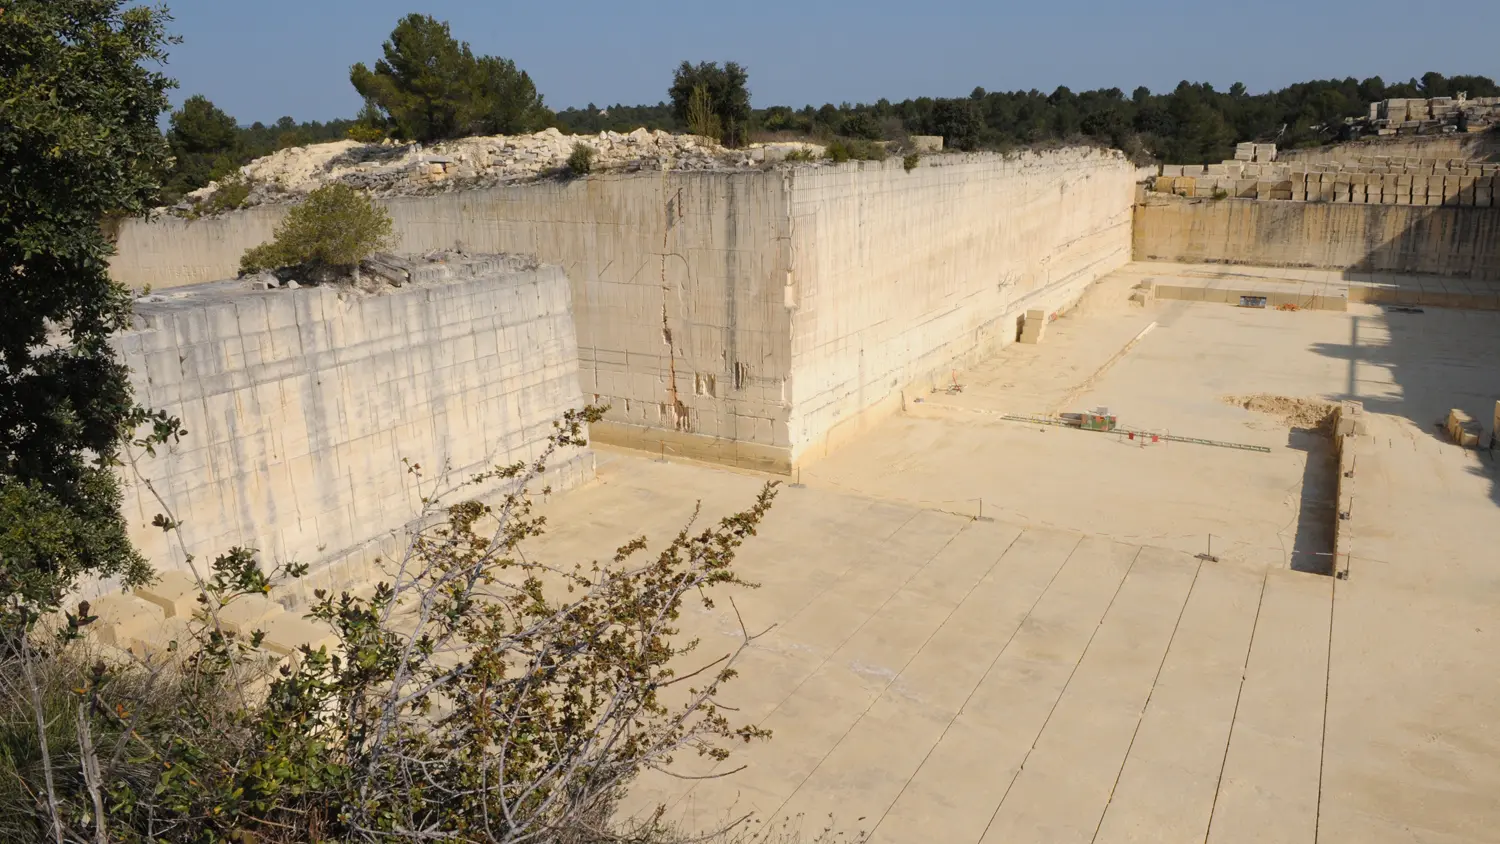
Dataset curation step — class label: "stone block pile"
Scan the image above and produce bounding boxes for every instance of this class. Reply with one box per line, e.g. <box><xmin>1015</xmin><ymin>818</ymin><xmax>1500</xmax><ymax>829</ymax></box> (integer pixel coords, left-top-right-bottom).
<box><xmin>1366</xmin><ymin>96</ymin><xmax>1500</xmax><ymax>135</ymax></box>
<box><xmin>1152</xmin><ymin>157</ymin><xmax>1500</xmax><ymax>206</ymax></box>
<box><xmin>1446</xmin><ymin>407</ymin><xmax>1483</xmax><ymax>448</ymax></box>
<box><xmin>1233</xmin><ymin>142</ymin><xmax>1278</xmax><ymax>163</ymax></box>
<box><xmin>88</xmin><ymin>570</ymin><xmax>340</xmax><ymax>664</ymax></box>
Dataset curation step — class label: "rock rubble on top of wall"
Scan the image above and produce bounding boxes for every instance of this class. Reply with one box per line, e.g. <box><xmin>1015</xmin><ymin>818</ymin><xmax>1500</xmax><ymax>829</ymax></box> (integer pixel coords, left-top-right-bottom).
<box><xmin>175</xmin><ymin>128</ymin><xmax>763</xmax><ymax>213</ymax></box>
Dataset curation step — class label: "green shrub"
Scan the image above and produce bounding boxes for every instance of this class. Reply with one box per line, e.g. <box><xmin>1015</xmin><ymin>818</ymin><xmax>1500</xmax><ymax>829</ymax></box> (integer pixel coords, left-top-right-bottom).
<box><xmin>684</xmin><ymin>83</ymin><xmax>724</xmax><ymax>142</ymax></box>
<box><xmin>903</xmin><ymin>152</ymin><xmax>921</xmax><ymax>172</ymax></box>
<box><xmin>239</xmin><ymin>183</ymin><xmax>394</xmax><ymax>278</ymax></box>
<box><xmin>346</xmin><ymin>123</ymin><xmax>386</xmax><ymax>143</ymax></box>
<box><xmin>783</xmin><ymin>147</ymin><xmax>817</xmax><ymax>162</ymax></box>
<box><xmin>567</xmin><ymin>142</ymin><xmax>596</xmax><ymax>176</ymax></box>
<box><xmin>825</xmin><ymin>138</ymin><xmax>887</xmax><ymax>163</ymax></box>
<box><xmin>202</xmin><ymin>173</ymin><xmax>251</xmax><ymax>215</ymax></box>
<box><xmin>0</xmin><ymin>410</ymin><xmax>781</xmax><ymax>843</ymax></box>
<box><xmin>1212</xmin><ymin>188</ymin><xmax>1229</xmax><ymax>200</ymax></box>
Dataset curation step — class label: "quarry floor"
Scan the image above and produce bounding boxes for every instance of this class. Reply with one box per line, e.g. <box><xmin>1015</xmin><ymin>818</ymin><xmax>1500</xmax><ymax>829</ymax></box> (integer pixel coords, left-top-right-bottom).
<box><xmin>523</xmin><ymin>262</ymin><xmax>1500</xmax><ymax>843</ymax></box>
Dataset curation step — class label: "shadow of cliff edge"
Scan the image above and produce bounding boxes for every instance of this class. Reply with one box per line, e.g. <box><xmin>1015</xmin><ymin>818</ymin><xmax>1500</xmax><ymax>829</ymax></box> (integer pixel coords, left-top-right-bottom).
<box><xmin>1308</xmin><ymin>202</ymin><xmax>1500</xmax><ymax>511</ymax></box>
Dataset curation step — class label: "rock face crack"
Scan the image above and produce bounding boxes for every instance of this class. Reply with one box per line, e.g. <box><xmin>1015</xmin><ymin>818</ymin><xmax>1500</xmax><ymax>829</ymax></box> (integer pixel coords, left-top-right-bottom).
<box><xmin>661</xmin><ymin>189</ymin><xmax>689</xmax><ymax>433</ymax></box>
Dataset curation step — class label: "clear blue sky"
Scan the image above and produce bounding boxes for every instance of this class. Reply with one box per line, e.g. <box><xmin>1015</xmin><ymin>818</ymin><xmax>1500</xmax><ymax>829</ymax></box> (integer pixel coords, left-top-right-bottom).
<box><xmin>161</xmin><ymin>0</ymin><xmax>1500</xmax><ymax>124</ymax></box>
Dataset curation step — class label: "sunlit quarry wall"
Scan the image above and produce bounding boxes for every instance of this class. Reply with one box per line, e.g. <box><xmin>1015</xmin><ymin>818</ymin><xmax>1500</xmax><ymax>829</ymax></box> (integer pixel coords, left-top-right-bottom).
<box><xmin>1133</xmin><ymin>194</ymin><xmax>1500</xmax><ymax>281</ymax></box>
<box><xmin>111</xmin><ymin>151</ymin><xmax>1138</xmax><ymax>472</ymax></box>
<box><xmin>112</xmin><ymin>258</ymin><xmax>592</xmax><ymax>599</ymax></box>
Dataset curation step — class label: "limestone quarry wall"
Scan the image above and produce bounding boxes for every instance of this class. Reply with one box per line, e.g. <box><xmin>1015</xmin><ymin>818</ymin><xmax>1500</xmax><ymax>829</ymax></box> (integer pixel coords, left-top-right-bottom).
<box><xmin>1133</xmin><ymin>196</ymin><xmax>1500</xmax><ymax>280</ymax></box>
<box><xmin>380</xmin><ymin>175</ymin><xmax>794</xmax><ymax>472</ymax></box>
<box><xmin>113</xmin><ymin>209</ymin><xmax>283</xmax><ymax>289</ymax></box>
<box><xmin>786</xmin><ymin>151</ymin><xmax>1136</xmax><ymax>461</ymax></box>
<box><xmin>113</xmin><ymin>260</ymin><xmax>592</xmax><ymax>597</ymax></box>
<box><xmin>109</xmin><ymin>151</ymin><xmax>1137</xmax><ymax>473</ymax></box>
<box><xmin>112</xmin><ymin>173</ymin><xmax>794</xmax><ymax>472</ymax></box>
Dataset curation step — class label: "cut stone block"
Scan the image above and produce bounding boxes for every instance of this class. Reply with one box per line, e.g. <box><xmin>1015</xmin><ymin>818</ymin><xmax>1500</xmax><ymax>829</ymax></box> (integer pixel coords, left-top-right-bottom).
<box><xmin>125</xmin><ymin>617</ymin><xmax>194</xmax><ymax>660</ymax></box>
<box><xmin>1019</xmin><ymin>310</ymin><xmax>1047</xmax><ymax>344</ymax></box>
<box><xmin>260</xmin><ymin>614</ymin><xmax>340</xmax><ymax>657</ymax></box>
<box><xmin>90</xmin><ymin>594</ymin><xmax>164</xmax><ymax>649</ymax></box>
<box><xmin>1446</xmin><ymin>408</ymin><xmax>1482</xmax><ymax>447</ymax></box>
<box><xmin>134</xmin><ymin>569</ymin><xmax>203</xmax><ymax>619</ymax></box>
<box><xmin>216</xmin><ymin>593</ymin><xmax>283</xmax><ymax>635</ymax></box>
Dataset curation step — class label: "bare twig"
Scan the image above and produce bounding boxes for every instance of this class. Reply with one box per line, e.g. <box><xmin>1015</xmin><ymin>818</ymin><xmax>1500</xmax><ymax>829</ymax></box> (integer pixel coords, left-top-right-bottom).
<box><xmin>75</xmin><ymin>702</ymin><xmax>107</xmax><ymax>844</ymax></box>
<box><xmin>19</xmin><ymin>633</ymin><xmax>66</xmax><ymax>844</ymax></box>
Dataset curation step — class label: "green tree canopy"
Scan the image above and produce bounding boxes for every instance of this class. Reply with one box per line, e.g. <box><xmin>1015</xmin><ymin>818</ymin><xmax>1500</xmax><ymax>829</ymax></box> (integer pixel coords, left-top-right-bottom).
<box><xmin>930</xmin><ymin>98</ymin><xmax>984</xmax><ymax>150</ymax></box>
<box><xmin>165</xmin><ymin>94</ymin><xmax>240</xmax><ymax>200</ymax></box>
<box><xmin>668</xmin><ymin>61</ymin><xmax>752</xmax><ymax>147</ymax></box>
<box><xmin>0</xmin><ymin>0</ymin><xmax>176</xmax><ymax>618</ymax></box>
<box><xmin>350</xmin><ymin>13</ymin><xmax>550</xmax><ymax>143</ymax></box>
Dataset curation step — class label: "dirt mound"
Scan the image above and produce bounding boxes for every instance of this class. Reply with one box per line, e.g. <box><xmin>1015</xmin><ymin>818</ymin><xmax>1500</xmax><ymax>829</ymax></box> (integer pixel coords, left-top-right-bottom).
<box><xmin>1222</xmin><ymin>394</ymin><xmax>1337</xmax><ymax>433</ymax></box>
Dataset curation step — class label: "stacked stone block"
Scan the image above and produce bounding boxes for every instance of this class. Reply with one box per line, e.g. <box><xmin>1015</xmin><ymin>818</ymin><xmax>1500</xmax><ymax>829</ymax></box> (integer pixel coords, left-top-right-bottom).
<box><xmin>1152</xmin><ymin>158</ymin><xmax>1500</xmax><ymax>206</ymax></box>
<box><xmin>86</xmin><ymin>569</ymin><xmax>340</xmax><ymax>668</ymax></box>
<box><xmin>1018</xmin><ymin>309</ymin><xmax>1049</xmax><ymax>344</ymax></box>
<box><xmin>1369</xmin><ymin>96</ymin><xmax>1500</xmax><ymax>135</ymax></box>
<box><xmin>1446</xmin><ymin>408</ymin><xmax>1482</xmax><ymax>448</ymax></box>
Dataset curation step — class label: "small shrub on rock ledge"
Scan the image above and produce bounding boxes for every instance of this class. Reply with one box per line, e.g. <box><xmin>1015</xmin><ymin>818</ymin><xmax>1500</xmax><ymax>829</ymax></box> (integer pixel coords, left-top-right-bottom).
<box><xmin>239</xmin><ymin>183</ymin><xmax>395</xmax><ymax>282</ymax></box>
<box><xmin>567</xmin><ymin>141</ymin><xmax>596</xmax><ymax>176</ymax></box>
<box><xmin>825</xmin><ymin>138</ymin><xmax>887</xmax><ymax>163</ymax></box>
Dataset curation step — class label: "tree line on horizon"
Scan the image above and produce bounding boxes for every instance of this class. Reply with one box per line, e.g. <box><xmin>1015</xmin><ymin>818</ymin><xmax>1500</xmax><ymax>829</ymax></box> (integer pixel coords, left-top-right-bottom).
<box><xmin>163</xmin><ymin>11</ymin><xmax>1500</xmax><ymax>203</ymax></box>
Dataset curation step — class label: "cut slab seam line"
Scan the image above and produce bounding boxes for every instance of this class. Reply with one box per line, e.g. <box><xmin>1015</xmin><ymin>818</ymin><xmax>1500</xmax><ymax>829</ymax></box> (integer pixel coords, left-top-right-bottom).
<box><xmin>1047</xmin><ymin>320</ymin><xmax>1158</xmax><ymax>415</ymax></box>
<box><xmin>768</xmin><ymin>526</ymin><xmax>1028</xmax><ymax>821</ymax></box>
<box><xmin>977</xmin><ymin>545</ymin><xmax>1146</xmax><ymax>844</ymax></box>
<box><xmin>866</xmin><ymin>532</ymin><xmax>1084</xmax><ymax>841</ymax></box>
<box><xmin>1313</xmin><ymin>569</ymin><xmax>1337</xmax><ymax>844</ymax></box>
<box><xmin>668</xmin><ymin>510</ymin><xmax>965</xmax><ymax>811</ymax></box>
<box><xmin>1089</xmin><ymin>554</ymin><xmax>1205</xmax><ymax>844</ymax></box>
<box><xmin>1202</xmin><ymin>569</ymin><xmax>1270</xmax><ymax>844</ymax></box>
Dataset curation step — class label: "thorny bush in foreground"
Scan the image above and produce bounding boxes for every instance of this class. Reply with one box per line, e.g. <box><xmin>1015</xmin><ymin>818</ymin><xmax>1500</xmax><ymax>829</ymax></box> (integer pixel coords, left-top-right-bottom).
<box><xmin>3</xmin><ymin>407</ymin><xmax>781</xmax><ymax>842</ymax></box>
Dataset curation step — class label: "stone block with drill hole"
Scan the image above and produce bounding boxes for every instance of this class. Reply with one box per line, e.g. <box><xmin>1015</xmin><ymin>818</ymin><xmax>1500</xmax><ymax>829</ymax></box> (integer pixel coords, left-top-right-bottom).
<box><xmin>260</xmin><ymin>614</ymin><xmax>340</xmax><ymax>657</ymax></box>
<box><xmin>134</xmin><ymin>569</ymin><xmax>203</xmax><ymax>619</ymax></box>
<box><xmin>90</xmin><ymin>594</ymin><xmax>165</xmax><ymax>649</ymax></box>
<box><xmin>216</xmin><ymin>593</ymin><xmax>283</xmax><ymax>635</ymax></box>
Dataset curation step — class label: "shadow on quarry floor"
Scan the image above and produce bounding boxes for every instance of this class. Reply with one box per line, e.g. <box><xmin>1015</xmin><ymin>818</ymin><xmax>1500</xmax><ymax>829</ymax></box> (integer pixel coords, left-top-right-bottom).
<box><xmin>1286</xmin><ymin>429</ymin><xmax>1337</xmax><ymax>574</ymax></box>
<box><xmin>1308</xmin><ymin>308</ymin><xmax>1500</xmax><ymax>511</ymax></box>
